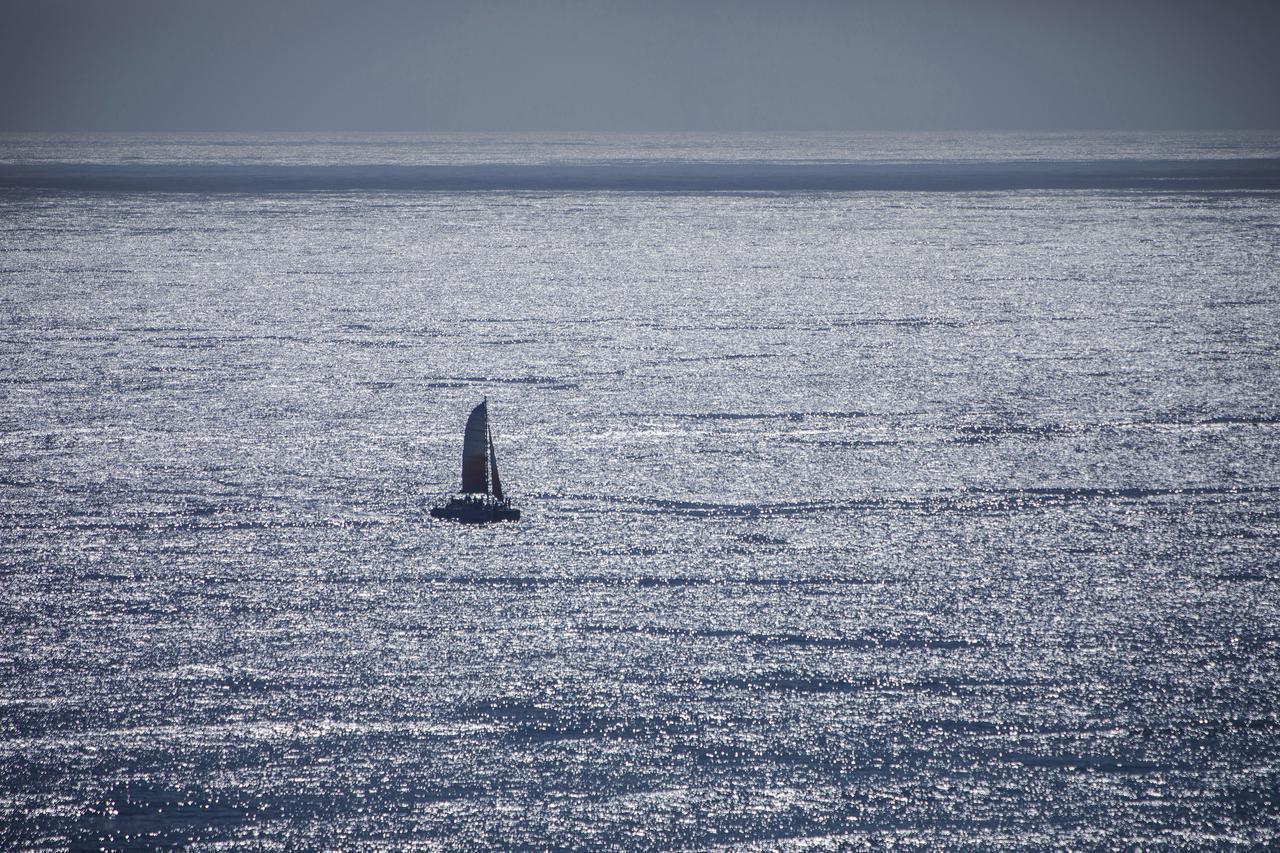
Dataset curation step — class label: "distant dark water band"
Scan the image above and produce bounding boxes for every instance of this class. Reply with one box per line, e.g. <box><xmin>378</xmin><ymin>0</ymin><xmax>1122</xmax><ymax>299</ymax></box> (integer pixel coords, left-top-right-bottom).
<box><xmin>3</xmin><ymin>159</ymin><xmax>1280</xmax><ymax>192</ymax></box>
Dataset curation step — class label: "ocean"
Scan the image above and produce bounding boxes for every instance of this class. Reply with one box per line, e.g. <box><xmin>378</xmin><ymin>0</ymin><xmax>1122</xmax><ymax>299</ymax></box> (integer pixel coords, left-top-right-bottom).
<box><xmin>2</xmin><ymin>132</ymin><xmax>1278</xmax><ymax>848</ymax></box>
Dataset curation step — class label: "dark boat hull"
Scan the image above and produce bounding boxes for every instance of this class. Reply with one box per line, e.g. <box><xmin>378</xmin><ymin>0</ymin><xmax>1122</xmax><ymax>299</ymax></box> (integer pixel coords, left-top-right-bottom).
<box><xmin>429</xmin><ymin>499</ymin><xmax>520</xmax><ymax>524</ymax></box>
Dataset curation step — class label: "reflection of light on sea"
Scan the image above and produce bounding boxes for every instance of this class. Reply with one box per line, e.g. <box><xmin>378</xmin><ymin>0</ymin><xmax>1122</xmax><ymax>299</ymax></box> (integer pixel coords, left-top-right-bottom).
<box><xmin>1</xmin><ymin>132</ymin><xmax>1278</xmax><ymax>849</ymax></box>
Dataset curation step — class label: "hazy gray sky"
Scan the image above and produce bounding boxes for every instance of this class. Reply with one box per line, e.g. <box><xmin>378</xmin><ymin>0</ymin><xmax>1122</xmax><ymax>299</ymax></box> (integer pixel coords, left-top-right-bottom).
<box><xmin>1</xmin><ymin>0</ymin><xmax>1277</xmax><ymax>132</ymax></box>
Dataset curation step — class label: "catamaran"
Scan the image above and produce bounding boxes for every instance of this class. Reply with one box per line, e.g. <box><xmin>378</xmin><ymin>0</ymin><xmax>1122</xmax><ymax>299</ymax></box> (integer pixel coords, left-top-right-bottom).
<box><xmin>430</xmin><ymin>398</ymin><xmax>521</xmax><ymax>523</ymax></box>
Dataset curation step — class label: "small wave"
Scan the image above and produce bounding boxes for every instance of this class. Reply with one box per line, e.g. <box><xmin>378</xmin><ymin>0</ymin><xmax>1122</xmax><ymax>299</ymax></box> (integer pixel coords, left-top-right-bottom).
<box><xmin>1212</xmin><ymin>572</ymin><xmax>1275</xmax><ymax>583</ymax></box>
<box><xmin>707</xmin><ymin>671</ymin><xmax>1060</xmax><ymax>695</ymax></box>
<box><xmin>406</xmin><ymin>574</ymin><xmax>872</xmax><ymax>591</ymax></box>
<box><xmin>453</xmin><ymin>698</ymin><xmax>692</xmax><ymax>745</ymax></box>
<box><xmin>559</xmin><ymin>485</ymin><xmax>1277</xmax><ymax>521</ymax></box>
<box><xmin>432</xmin><ymin>375</ymin><xmax>578</xmax><ymax>390</ymax></box>
<box><xmin>578</xmin><ymin>625</ymin><xmax>982</xmax><ymax>651</ymax></box>
<box><xmin>662</xmin><ymin>411</ymin><xmax>805</xmax><ymax>421</ymax></box>
<box><xmin>1003</xmin><ymin>752</ymin><xmax>1174</xmax><ymax>774</ymax></box>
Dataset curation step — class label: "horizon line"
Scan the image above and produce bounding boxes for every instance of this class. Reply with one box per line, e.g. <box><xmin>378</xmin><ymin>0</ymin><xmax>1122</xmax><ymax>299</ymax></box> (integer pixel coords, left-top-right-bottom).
<box><xmin>3</xmin><ymin>127</ymin><xmax>1280</xmax><ymax>137</ymax></box>
<box><xmin>5</xmin><ymin>160</ymin><xmax>1279</xmax><ymax>193</ymax></box>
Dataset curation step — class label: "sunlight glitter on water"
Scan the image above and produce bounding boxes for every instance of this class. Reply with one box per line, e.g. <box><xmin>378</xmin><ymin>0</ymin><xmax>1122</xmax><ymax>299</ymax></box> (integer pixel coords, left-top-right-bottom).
<box><xmin>2</xmin><ymin>134</ymin><xmax>1279</xmax><ymax>848</ymax></box>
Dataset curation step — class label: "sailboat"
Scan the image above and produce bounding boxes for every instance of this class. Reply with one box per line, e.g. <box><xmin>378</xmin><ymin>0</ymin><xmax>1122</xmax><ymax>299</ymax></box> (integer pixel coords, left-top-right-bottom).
<box><xmin>429</xmin><ymin>398</ymin><xmax>521</xmax><ymax>523</ymax></box>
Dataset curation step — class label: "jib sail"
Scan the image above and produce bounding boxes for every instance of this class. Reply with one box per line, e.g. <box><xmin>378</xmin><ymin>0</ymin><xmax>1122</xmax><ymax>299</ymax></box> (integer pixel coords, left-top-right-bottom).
<box><xmin>488</xmin><ymin>427</ymin><xmax>504</xmax><ymax>501</ymax></box>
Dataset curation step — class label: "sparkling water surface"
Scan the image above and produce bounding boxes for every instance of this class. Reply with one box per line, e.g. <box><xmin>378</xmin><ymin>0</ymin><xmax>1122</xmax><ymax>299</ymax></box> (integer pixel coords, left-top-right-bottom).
<box><xmin>2</xmin><ymin>134</ymin><xmax>1279</xmax><ymax>848</ymax></box>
